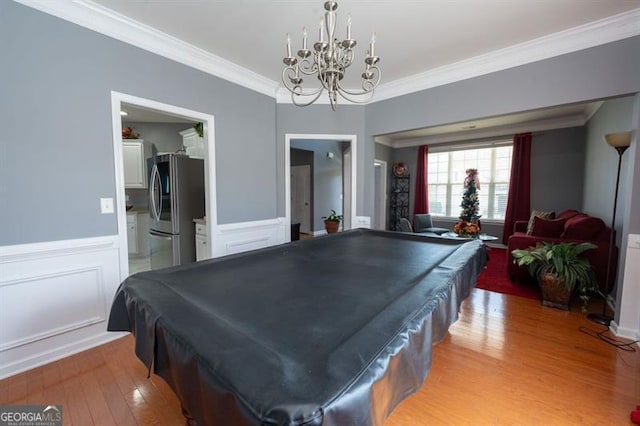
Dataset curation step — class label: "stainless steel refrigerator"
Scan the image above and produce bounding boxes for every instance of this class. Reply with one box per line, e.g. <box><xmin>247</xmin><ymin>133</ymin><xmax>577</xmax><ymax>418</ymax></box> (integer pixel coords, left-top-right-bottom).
<box><xmin>148</xmin><ymin>154</ymin><xmax>204</xmax><ymax>270</ymax></box>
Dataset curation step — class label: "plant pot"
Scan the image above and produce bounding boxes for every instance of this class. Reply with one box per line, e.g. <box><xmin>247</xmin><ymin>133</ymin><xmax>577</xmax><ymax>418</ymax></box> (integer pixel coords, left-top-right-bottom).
<box><xmin>538</xmin><ymin>273</ymin><xmax>572</xmax><ymax>310</ymax></box>
<box><xmin>324</xmin><ymin>220</ymin><xmax>340</xmax><ymax>234</ymax></box>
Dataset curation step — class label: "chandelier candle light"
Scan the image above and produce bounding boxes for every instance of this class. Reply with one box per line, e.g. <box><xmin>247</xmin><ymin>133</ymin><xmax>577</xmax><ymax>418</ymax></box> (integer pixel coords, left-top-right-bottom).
<box><xmin>282</xmin><ymin>1</ymin><xmax>381</xmax><ymax>110</ymax></box>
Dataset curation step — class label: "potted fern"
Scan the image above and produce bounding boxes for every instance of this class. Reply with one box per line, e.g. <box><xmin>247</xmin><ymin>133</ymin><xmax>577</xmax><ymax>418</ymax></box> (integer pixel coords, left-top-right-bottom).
<box><xmin>511</xmin><ymin>242</ymin><xmax>601</xmax><ymax>311</ymax></box>
<box><xmin>322</xmin><ymin>210</ymin><xmax>343</xmax><ymax>234</ymax></box>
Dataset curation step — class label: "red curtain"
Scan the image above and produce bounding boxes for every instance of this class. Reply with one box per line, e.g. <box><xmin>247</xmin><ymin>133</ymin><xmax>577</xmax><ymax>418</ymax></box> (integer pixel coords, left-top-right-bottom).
<box><xmin>414</xmin><ymin>145</ymin><xmax>429</xmax><ymax>215</ymax></box>
<box><xmin>502</xmin><ymin>133</ymin><xmax>532</xmax><ymax>244</ymax></box>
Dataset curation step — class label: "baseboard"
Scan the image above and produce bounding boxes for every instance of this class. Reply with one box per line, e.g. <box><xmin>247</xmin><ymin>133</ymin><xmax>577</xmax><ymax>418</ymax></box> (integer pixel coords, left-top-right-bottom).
<box><xmin>0</xmin><ymin>331</ymin><xmax>127</xmax><ymax>380</ymax></box>
<box><xmin>0</xmin><ymin>236</ymin><xmax>122</xmax><ymax>379</ymax></box>
<box><xmin>610</xmin><ymin>321</ymin><xmax>640</xmax><ymax>348</ymax></box>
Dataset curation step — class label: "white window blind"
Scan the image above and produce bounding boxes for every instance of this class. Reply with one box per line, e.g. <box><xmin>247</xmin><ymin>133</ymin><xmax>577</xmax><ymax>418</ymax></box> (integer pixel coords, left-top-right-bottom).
<box><xmin>428</xmin><ymin>144</ymin><xmax>513</xmax><ymax>220</ymax></box>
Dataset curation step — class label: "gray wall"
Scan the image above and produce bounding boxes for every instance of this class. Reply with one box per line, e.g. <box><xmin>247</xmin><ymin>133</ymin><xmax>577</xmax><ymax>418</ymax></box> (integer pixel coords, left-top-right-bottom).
<box><xmin>530</xmin><ymin>126</ymin><xmax>585</xmax><ymax>212</ymax></box>
<box><xmin>291</xmin><ymin>140</ymin><xmax>346</xmax><ymax>232</ymax></box>
<box><xmin>583</xmin><ymin>95</ymin><xmax>637</xmax><ymax>305</ymax></box>
<box><xmin>122</xmin><ymin>122</ymin><xmax>195</xmax><ymax>157</ymax></box>
<box><xmin>583</xmin><ymin>96</ymin><xmax>636</xmax><ymax>235</ymax></box>
<box><xmin>276</xmin><ymin>104</ymin><xmax>366</xmax><ymax>218</ymax></box>
<box><xmin>1</xmin><ymin>2</ymin><xmax>276</xmax><ymax>245</ymax></box>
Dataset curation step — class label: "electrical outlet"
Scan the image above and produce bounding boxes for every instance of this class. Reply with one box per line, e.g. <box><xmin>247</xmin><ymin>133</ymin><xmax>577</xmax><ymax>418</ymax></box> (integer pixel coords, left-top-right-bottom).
<box><xmin>100</xmin><ymin>197</ymin><xmax>114</xmax><ymax>214</ymax></box>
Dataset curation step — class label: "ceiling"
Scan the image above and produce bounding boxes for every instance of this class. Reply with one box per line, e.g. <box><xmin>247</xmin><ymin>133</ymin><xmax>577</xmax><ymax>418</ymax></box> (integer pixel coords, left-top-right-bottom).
<box><xmin>63</xmin><ymin>1</ymin><xmax>638</xmax><ymax>134</ymax></box>
<box><xmin>89</xmin><ymin>0</ymin><xmax>638</xmax><ymax>88</ymax></box>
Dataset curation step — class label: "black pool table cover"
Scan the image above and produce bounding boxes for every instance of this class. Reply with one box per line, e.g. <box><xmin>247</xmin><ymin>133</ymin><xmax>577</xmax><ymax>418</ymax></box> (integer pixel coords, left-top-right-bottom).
<box><xmin>108</xmin><ymin>229</ymin><xmax>487</xmax><ymax>425</ymax></box>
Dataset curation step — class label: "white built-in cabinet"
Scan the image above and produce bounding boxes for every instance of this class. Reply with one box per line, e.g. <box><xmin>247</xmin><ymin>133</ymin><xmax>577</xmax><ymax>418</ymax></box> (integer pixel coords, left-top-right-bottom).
<box><xmin>127</xmin><ymin>212</ymin><xmax>139</xmax><ymax>255</ymax></box>
<box><xmin>127</xmin><ymin>211</ymin><xmax>149</xmax><ymax>257</ymax></box>
<box><xmin>195</xmin><ymin>222</ymin><xmax>207</xmax><ymax>261</ymax></box>
<box><xmin>123</xmin><ymin>140</ymin><xmax>147</xmax><ymax>188</ymax></box>
<box><xmin>180</xmin><ymin>128</ymin><xmax>205</xmax><ymax>159</ymax></box>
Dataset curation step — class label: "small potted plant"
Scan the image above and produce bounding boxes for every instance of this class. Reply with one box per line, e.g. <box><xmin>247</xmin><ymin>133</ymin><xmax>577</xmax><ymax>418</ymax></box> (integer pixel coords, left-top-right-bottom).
<box><xmin>322</xmin><ymin>209</ymin><xmax>343</xmax><ymax>234</ymax></box>
<box><xmin>511</xmin><ymin>242</ymin><xmax>601</xmax><ymax>311</ymax></box>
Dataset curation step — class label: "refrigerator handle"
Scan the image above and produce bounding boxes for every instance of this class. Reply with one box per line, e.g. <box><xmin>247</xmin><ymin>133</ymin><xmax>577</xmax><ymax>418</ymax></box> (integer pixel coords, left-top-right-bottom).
<box><xmin>155</xmin><ymin>168</ymin><xmax>162</xmax><ymax>220</ymax></box>
<box><xmin>149</xmin><ymin>164</ymin><xmax>160</xmax><ymax>221</ymax></box>
<box><xmin>149</xmin><ymin>229</ymin><xmax>173</xmax><ymax>239</ymax></box>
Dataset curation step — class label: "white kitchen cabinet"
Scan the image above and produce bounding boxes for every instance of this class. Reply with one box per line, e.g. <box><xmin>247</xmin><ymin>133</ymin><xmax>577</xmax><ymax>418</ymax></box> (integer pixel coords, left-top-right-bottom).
<box><xmin>127</xmin><ymin>212</ymin><xmax>139</xmax><ymax>255</ymax></box>
<box><xmin>123</xmin><ymin>140</ymin><xmax>147</xmax><ymax>188</ymax></box>
<box><xmin>137</xmin><ymin>212</ymin><xmax>149</xmax><ymax>257</ymax></box>
<box><xmin>180</xmin><ymin>128</ymin><xmax>205</xmax><ymax>159</ymax></box>
<box><xmin>195</xmin><ymin>222</ymin><xmax>207</xmax><ymax>261</ymax></box>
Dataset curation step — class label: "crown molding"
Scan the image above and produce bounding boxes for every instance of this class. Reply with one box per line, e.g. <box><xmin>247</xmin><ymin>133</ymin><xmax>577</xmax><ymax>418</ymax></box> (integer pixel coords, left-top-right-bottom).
<box><xmin>371</xmin><ymin>8</ymin><xmax>640</xmax><ymax>104</ymax></box>
<box><xmin>14</xmin><ymin>1</ymin><xmax>639</xmax><ymax>103</ymax></box>
<box><xmin>373</xmin><ymin>136</ymin><xmax>394</xmax><ymax>147</ymax></box>
<box><xmin>13</xmin><ymin>0</ymin><xmax>280</xmax><ymax>98</ymax></box>
<box><xmin>392</xmin><ymin>114</ymin><xmax>587</xmax><ymax>149</ymax></box>
<box><xmin>583</xmin><ymin>101</ymin><xmax>604</xmax><ymax>122</ymax></box>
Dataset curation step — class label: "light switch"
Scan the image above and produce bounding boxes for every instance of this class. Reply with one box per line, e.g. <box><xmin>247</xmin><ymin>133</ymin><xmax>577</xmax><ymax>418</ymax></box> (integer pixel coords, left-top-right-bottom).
<box><xmin>100</xmin><ymin>197</ymin><xmax>114</xmax><ymax>214</ymax></box>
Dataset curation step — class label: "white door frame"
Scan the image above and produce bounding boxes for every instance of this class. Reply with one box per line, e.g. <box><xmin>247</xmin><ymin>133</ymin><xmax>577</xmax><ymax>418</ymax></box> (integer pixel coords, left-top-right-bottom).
<box><xmin>285</xmin><ymin>133</ymin><xmax>357</xmax><ymax>241</ymax></box>
<box><xmin>374</xmin><ymin>159</ymin><xmax>387</xmax><ymax>230</ymax></box>
<box><xmin>111</xmin><ymin>91</ymin><xmax>217</xmax><ymax>282</ymax></box>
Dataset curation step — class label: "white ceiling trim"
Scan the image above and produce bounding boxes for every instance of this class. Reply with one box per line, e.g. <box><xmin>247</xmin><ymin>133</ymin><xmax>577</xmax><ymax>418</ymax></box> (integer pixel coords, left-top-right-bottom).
<box><xmin>13</xmin><ymin>0</ymin><xmax>280</xmax><ymax>97</ymax></box>
<box><xmin>371</xmin><ymin>8</ymin><xmax>640</xmax><ymax>103</ymax></box>
<box><xmin>13</xmin><ymin>1</ymin><xmax>639</xmax><ymax>104</ymax></box>
<box><xmin>390</xmin><ymin>114</ymin><xmax>588</xmax><ymax>149</ymax></box>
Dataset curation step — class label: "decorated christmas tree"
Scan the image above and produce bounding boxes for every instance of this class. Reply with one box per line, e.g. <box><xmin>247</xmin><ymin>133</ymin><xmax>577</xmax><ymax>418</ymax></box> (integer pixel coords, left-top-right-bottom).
<box><xmin>454</xmin><ymin>168</ymin><xmax>481</xmax><ymax>236</ymax></box>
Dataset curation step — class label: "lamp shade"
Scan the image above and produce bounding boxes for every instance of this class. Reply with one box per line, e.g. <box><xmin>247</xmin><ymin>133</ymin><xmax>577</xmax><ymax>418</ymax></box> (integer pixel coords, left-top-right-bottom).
<box><xmin>604</xmin><ymin>131</ymin><xmax>632</xmax><ymax>148</ymax></box>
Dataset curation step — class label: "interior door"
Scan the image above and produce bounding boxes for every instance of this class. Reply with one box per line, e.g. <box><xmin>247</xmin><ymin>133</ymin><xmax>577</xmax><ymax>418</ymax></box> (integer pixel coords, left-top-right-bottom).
<box><xmin>291</xmin><ymin>165</ymin><xmax>311</xmax><ymax>234</ymax></box>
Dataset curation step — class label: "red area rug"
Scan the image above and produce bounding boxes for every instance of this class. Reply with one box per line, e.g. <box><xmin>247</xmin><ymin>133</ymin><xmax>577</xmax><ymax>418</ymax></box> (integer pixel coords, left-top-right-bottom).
<box><xmin>476</xmin><ymin>248</ymin><xmax>541</xmax><ymax>300</ymax></box>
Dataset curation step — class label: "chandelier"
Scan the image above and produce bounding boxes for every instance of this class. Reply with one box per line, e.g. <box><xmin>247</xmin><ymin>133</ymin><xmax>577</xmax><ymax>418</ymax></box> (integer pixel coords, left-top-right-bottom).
<box><xmin>282</xmin><ymin>1</ymin><xmax>381</xmax><ymax>110</ymax></box>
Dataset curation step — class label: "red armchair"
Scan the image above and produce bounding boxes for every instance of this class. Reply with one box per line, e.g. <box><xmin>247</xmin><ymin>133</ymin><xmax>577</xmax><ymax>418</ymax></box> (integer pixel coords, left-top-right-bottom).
<box><xmin>507</xmin><ymin>210</ymin><xmax>618</xmax><ymax>293</ymax></box>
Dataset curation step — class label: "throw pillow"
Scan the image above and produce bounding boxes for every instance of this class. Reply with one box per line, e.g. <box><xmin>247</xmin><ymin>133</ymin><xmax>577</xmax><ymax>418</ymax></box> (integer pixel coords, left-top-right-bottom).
<box><xmin>530</xmin><ymin>216</ymin><xmax>567</xmax><ymax>238</ymax></box>
<box><xmin>557</xmin><ymin>209</ymin><xmax>581</xmax><ymax>220</ymax></box>
<box><xmin>526</xmin><ymin>210</ymin><xmax>555</xmax><ymax>234</ymax></box>
<box><xmin>562</xmin><ymin>215</ymin><xmax>606</xmax><ymax>240</ymax></box>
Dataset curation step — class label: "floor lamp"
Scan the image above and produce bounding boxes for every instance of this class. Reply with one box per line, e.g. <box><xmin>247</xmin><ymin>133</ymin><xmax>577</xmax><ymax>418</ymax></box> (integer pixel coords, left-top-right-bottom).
<box><xmin>587</xmin><ymin>131</ymin><xmax>632</xmax><ymax>326</ymax></box>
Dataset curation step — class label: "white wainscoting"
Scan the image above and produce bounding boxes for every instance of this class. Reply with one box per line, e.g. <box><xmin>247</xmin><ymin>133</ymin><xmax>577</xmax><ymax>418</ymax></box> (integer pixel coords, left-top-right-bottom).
<box><xmin>0</xmin><ymin>236</ymin><xmax>125</xmax><ymax>379</ymax></box>
<box><xmin>611</xmin><ymin>233</ymin><xmax>640</xmax><ymax>346</ymax></box>
<box><xmin>212</xmin><ymin>217</ymin><xmax>288</xmax><ymax>257</ymax></box>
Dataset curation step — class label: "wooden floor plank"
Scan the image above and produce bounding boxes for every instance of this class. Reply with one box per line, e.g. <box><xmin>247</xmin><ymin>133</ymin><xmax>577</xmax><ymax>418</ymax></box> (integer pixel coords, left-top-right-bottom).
<box><xmin>99</xmin><ymin>343</ymin><xmax>166</xmax><ymax>425</ymax></box>
<box><xmin>86</xmin><ymin>343</ymin><xmax>138</xmax><ymax>426</ymax></box>
<box><xmin>0</xmin><ymin>371</ymin><xmax>27</xmax><ymax>404</ymax></box>
<box><xmin>1</xmin><ymin>288</ymin><xmax>638</xmax><ymax>425</ymax></box>
<box><xmin>58</xmin><ymin>353</ymin><xmax>95</xmax><ymax>426</ymax></box>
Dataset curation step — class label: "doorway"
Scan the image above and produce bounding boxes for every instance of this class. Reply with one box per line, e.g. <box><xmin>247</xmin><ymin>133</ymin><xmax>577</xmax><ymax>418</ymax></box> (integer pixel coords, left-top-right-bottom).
<box><xmin>284</xmin><ymin>134</ymin><xmax>357</xmax><ymax>241</ymax></box>
<box><xmin>291</xmin><ymin>164</ymin><xmax>312</xmax><ymax>234</ymax></box>
<box><xmin>111</xmin><ymin>91</ymin><xmax>217</xmax><ymax>282</ymax></box>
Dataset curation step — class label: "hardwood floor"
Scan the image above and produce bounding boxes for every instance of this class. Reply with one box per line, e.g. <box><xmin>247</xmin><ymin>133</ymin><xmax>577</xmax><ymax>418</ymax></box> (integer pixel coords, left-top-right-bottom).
<box><xmin>1</xmin><ymin>289</ymin><xmax>638</xmax><ymax>425</ymax></box>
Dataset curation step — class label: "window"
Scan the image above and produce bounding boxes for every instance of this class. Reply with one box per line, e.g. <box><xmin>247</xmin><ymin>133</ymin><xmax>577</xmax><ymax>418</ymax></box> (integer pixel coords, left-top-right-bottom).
<box><xmin>428</xmin><ymin>144</ymin><xmax>512</xmax><ymax>220</ymax></box>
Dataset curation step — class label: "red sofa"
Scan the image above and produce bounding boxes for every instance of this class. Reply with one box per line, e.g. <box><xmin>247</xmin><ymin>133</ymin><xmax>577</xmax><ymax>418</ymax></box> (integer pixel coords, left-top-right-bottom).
<box><xmin>507</xmin><ymin>210</ymin><xmax>618</xmax><ymax>293</ymax></box>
